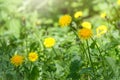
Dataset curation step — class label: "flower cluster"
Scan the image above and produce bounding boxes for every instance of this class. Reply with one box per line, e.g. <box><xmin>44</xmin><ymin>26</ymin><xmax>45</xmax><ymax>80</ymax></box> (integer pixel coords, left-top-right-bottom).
<box><xmin>10</xmin><ymin>52</ymin><xmax>38</xmax><ymax>66</ymax></box>
<box><xmin>5</xmin><ymin>0</ymin><xmax>120</xmax><ymax>79</ymax></box>
<box><xmin>10</xmin><ymin>37</ymin><xmax>56</xmax><ymax>67</ymax></box>
<box><xmin>58</xmin><ymin>10</ymin><xmax>108</xmax><ymax>40</ymax></box>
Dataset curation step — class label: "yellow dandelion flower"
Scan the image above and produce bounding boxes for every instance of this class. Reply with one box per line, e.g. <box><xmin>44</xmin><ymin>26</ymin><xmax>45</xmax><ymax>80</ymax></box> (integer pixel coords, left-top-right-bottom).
<box><xmin>96</xmin><ymin>25</ymin><xmax>108</xmax><ymax>37</ymax></box>
<box><xmin>59</xmin><ymin>15</ymin><xmax>72</xmax><ymax>27</ymax></box>
<box><xmin>81</xmin><ymin>21</ymin><xmax>92</xmax><ymax>29</ymax></box>
<box><xmin>36</xmin><ymin>20</ymin><xmax>41</xmax><ymax>26</ymax></box>
<box><xmin>28</xmin><ymin>52</ymin><xmax>38</xmax><ymax>62</ymax></box>
<box><xmin>78</xmin><ymin>28</ymin><xmax>92</xmax><ymax>39</ymax></box>
<box><xmin>44</xmin><ymin>37</ymin><xmax>55</xmax><ymax>48</ymax></box>
<box><xmin>100</xmin><ymin>12</ymin><xmax>106</xmax><ymax>19</ymax></box>
<box><xmin>117</xmin><ymin>0</ymin><xmax>120</xmax><ymax>5</ymax></box>
<box><xmin>74</xmin><ymin>11</ymin><xmax>83</xmax><ymax>18</ymax></box>
<box><xmin>10</xmin><ymin>55</ymin><xmax>24</xmax><ymax>66</ymax></box>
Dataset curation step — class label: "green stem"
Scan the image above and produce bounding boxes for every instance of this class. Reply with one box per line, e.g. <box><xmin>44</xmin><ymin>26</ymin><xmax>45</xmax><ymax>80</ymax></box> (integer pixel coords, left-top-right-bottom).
<box><xmin>52</xmin><ymin>47</ymin><xmax>57</xmax><ymax>56</ymax></box>
<box><xmin>34</xmin><ymin>27</ymin><xmax>44</xmax><ymax>51</ymax></box>
<box><xmin>86</xmin><ymin>40</ymin><xmax>96</xmax><ymax>76</ymax></box>
<box><xmin>30</xmin><ymin>62</ymin><xmax>33</xmax><ymax>72</ymax></box>
<box><xmin>91</xmin><ymin>38</ymin><xmax>107</xmax><ymax>79</ymax></box>
<box><xmin>24</xmin><ymin>30</ymin><xmax>29</xmax><ymax>61</ymax></box>
<box><xmin>70</xmin><ymin>26</ymin><xmax>89</xmax><ymax>66</ymax></box>
<box><xmin>70</xmin><ymin>26</ymin><xmax>85</xmax><ymax>52</ymax></box>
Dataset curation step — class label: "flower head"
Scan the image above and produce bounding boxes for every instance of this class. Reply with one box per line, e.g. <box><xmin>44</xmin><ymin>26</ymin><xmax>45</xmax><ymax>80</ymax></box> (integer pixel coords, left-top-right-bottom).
<box><xmin>28</xmin><ymin>52</ymin><xmax>38</xmax><ymax>62</ymax></box>
<box><xmin>96</xmin><ymin>25</ymin><xmax>107</xmax><ymax>37</ymax></box>
<box><xmin>44</xmin><ymin>37</ymin><xmax>55</xmax><ymax>48</ymax></box>
<box><xmin>117</xmin><ymin>0</ymin><xmax>120</xmax><ymax>5</ymax></box>
<box><xmin>74</xmin><ymin>11</ymin><xmax>83</xmax><ymax>18</ymax></box>
<box><xmin>59</xmin><ymin>15</ymin><xmax>72</xmax><ymax>27</ymax></box>
<box><xmin>78</xmin><ymin>28</ymin><xmax>92</xmax><ymax>39</ymax></box>
<box><xmin>10</xmin><ymin>55</ymin><xmax>24</xmax><ymax>66</ymax></box>
<box><xmin>81</xmin><ymin>21</ymin><xmax>92</xmax><ymax>29</ymax></box>
<box><xmin>100</xmin><ymin>12</ymin><xmax>106</xmax><ymax>19</ymax></box>
<box><xmin>36</xmin><ymin>20</ymin><xmax>41</xmax><ymax>26</ymax></box>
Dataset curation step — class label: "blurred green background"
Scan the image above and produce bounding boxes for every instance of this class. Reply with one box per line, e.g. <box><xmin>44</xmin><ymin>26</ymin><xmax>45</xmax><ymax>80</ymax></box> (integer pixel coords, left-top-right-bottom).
<box><xmin>0</xmin><ymin>0</ymin><xmax>120</xmax><ymax>80</ymax></box>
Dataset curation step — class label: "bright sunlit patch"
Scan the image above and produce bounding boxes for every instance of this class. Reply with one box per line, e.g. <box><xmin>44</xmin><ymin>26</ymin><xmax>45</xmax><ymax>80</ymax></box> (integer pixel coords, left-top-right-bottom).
<box><xmin>117</xmin><ymin>0</ymin><xmax>120</xmax><ymax>5</ymax></box>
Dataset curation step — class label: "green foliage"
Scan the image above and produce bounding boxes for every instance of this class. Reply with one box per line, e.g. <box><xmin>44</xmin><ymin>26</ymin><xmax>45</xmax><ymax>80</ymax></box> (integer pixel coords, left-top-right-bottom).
<box><xmin>0</xmin><ymin>0</ymin><xmax>120</xmax><ymax>80</ymax></box>
<box><xmin>29</xmin><ymin>66</ymin><xmax>39</xmax><ymax>80</ymax></box>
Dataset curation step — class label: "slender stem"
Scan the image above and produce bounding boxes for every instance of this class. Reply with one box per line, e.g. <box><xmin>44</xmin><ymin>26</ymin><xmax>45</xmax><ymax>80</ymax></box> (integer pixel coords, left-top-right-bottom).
<box><xmin>24</xmin><ymin>30</ymin><xmax>29</xmax><ymax>64</ymax></box>
<box><xmin>91</xmin><ymin>38</ymin><xmax>102</xmax><ymax>56</ymax></box>
<box><xmin>70</xmin><ymin>26</ymin><xmax>89</xmax><ymax>65</ymax></box>
<box><xmin>52</xmin><ymin>47</ymin><xmax>57</xmax><ymax>56</ymax></box>
<box><xmin>82</xmin><ymin>42</ymin><xmax>89</xmax><ymax>66</ymax></box>
<box><xmin>70</xmin><ymin>26</ymin><xmax>86</xmax><ymax>53</ymax></box>
<box><xmin>91</xmin><ymin>38</ymin><xmax>107</xmax><ymax>79</ymax></box>
<box><xmin>34</xmin><ymin>27</ymin><xmax>44</xmax><ymax>51</ymax></box>
<box><xmin>86</xmin><ymin>40</ymin><xmax>95</xmax><ymax>75</ymax></box>
<box><xmin>30</xmin><ymin>62</ymin><xmax>33</xmax><ymax>72</ymax></box>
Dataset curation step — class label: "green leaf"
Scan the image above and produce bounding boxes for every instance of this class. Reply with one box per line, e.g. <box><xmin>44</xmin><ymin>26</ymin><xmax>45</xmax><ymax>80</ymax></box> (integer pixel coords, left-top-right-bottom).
<box><xmin>29</xmin><ymin>66</ymin><xmax>39</xmax><ymax>80</ymax></box>
<box><xmin>105</xmin><ymin>56</ymin><xmax>119</xmax><ymax>78</ymax></box>
<box><xmin>8</xmin><ymin>19</ymin><xmax>21</xmax><ymax>38</ymax></box>
<box><xmin>67</xmin><ymin>59</ymin><xmax>82</xmax><ymax>79</ymax></box>
<box><xmin>90</xmin><ymin>41</ymin><xmax>96</xmax><ymax>49</ymax></box>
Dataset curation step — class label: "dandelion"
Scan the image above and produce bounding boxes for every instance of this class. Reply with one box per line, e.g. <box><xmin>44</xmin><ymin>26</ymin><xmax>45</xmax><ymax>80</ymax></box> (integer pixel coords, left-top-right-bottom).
<box><xmin>28</xmin><ymin>52</ymin><xmax>38</xmax><ymax>62</ymax></box>
<box><xmin>36</xmin><ymin>20</ymin><xmax>41</xmax><ymax>26</ymax></box>
<box><xmin>74</xmin><ymin>11</ymin><xmax>83</xmax><ymax>18</ymax></box>
<box><xmin>100</xmin><ymin>12</ymin><xmax>106</xmax><ymax>19</ymax></box>
<box><xmin>117</xmin><ymin>0</ymin><xmax>120</xmax><ymax>5</ymax></box>
<box><xmin>78</xmin><ymin>28</ymin><xmax>92</xmax><ymax>39</ymax></box>
<box><xmin>96</xmin><ymin>25</ymin><xmax>107</xmax><ymax>37</ymax></box>
<box><xmin>59</xmin><ymin>14</ymin><xmax>72</xmax><ymax>27</ymax></box>
<box><xmin>10</xmin><ymin>54</ymin><xmax>24</xmax><ymax>66</ymax></box>
<box><xmin>81</xmin><ymin>21</ymin><xmax>92</xmax><ymax>29</ymax></box>
<box><xmin>44</xmin><ymin>37</ymin><xmax>55</xmax><ymax>48</ymax></box>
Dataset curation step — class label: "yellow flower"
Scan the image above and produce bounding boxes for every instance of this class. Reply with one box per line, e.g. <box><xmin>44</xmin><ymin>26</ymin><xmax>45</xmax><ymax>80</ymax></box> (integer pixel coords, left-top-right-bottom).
<box><xmin>96</xmin><ymin>25</ymin><xmax>107</xmax><ymax>37</ymax></box>
<box><xmin>78</xmin><ymin>28</ymin><xmax>92</xmax><ymax>39</ymax></box>
<box><xmin>81</xmin><ymin>21</ymin><xmax>92</xmax><ymax>29</ymax></box>
<box><xmin>59</xmin><ymin>15</ymin><xmax>72</xmax><ymax>27</ymax></box>
<box><xmin>36</xmin><ymin>20</ymin><xmax>41</xmax><ymax>26</ymax></box>
<box><xmin>74</xmin><ymin>11</ymin><xmax>83</xmax><ymax>18</ymax></box>
<box><xmin>10</xmin><ymin>55</ymin><xmax>24</xmax><ymax>66</ymax></box>
<box><xmin>28</xmin><ymin>52</ymin><xmax>38</xmax><ymax>62</ymax></box>
<box><xmin>117</xmin><ymin>0</ymin><xmax>120</xmax><ymax>5</ymax></box>
<box><xmin>44</xmin><ymin>37</ymin><xmax>55</xmax><ymax>48</ymax></box>
<box><xmin>100</xmin><ymin>12</ymin><xmax>106</xmax><ymax>19</ymax></box>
